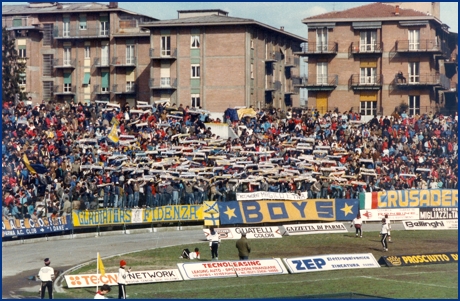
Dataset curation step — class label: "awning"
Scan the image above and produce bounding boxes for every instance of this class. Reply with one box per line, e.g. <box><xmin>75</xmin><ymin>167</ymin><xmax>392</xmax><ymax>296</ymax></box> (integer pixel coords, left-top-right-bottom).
<box><xmin>352</xmin><ymin>21</ymin><xmax>382</xmax><ymax>29</ymax></box>
<box><xmin>306</xmin><ymin>22</ymin><xmax>336</xmax><ymax>29</ymax></box>
<box><xmin>83</xmin><ymin>72</ymin><xmax>90</xmax><ymax>85</ymax></box>
<box><xmin>399</xmin><ymin>20</ymin><xmax>428</xmax><ymax>27</ymax></box>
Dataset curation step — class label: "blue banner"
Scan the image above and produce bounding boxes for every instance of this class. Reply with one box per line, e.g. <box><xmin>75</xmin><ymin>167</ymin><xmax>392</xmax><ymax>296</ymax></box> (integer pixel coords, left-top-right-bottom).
<box><xmin>218</xmin><ymin>199</ymin><xmax>359</xmax><ymax>225</ymax></box>
<box><xmin>2</xmin><ymin>215</ymin><xmax>73</xmax><ymax>237</ymax></box>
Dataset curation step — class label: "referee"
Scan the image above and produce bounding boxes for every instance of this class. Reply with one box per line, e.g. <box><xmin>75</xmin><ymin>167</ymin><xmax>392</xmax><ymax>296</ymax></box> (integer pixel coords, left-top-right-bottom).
<box><xmin>38</xmin><ymin>258</ymin><xmax>55</xmax><ymax>299</ymax></box>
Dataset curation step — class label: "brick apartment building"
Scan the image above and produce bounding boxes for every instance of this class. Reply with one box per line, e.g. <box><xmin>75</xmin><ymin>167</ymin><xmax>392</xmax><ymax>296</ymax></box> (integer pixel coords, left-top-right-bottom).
<box><xmin>296</xmin><ymin>2</ymin><xmax>458</xmax><ymax>117</ymax></box>
<box><xmin>2</xmin><ymin>3</ymin><xmax>307</xmax><ymax>112</ymax></box>
<box><xmin>2</xmin><ymin>2</ymin><xmax>158</xmax><ymax>107</ymax></box>
<box><xmin>141</xmin><ymin>9</ymin><xmax>307</xmax><ymax>112</ymax></box>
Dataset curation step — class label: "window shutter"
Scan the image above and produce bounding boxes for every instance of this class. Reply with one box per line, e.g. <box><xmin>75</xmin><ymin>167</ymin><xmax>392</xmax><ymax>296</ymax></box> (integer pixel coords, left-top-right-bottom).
<box><xmin>64</xmin><ymin>73</ymin><xmax>72</xmax><ymax>84</ymax></box>
<box><xmin>101</xmin><ymin>71</ymin><xmax>109</xmax><ymax>87</ymax></box>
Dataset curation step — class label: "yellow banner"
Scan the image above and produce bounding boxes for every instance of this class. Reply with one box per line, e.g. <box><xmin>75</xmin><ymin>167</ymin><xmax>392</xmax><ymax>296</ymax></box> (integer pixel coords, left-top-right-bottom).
<box><xmin>72</xmin><ymin>206</ymin><xmax>203</xmax><ymax>227</ymax></box>
<box><xmin>107</xmin><ymin>124</ymin><xmax>119</xmax><ymax>143</ymax></box>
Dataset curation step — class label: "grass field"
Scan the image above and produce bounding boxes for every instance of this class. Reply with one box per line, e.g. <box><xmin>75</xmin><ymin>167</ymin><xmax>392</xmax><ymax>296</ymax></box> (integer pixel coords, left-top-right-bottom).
<box><xmin>55</xmin><ymin>229</ymin><xmax>457</xmax><ymax>299</ymax></box>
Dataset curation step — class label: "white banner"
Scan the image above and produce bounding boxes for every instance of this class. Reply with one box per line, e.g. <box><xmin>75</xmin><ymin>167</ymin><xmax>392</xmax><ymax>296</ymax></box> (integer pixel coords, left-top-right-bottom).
<box><xmin>203</xmin><ymin>226</ymin><xmax>282</xmax><ymax>240</ymax></box>
<box><xmin>64</xmin><ymin>269</ymin><xmax>182</xmax><ymax>288</ymax></box>
<box><xmin>403</xmin><ymin>220</ymin><xmax>458</xmax><ymax>230</ymax></box>
<box><xmin>283</xmin><ymin>253</ymin><xmax>380</xmax><ymax>274</ymax></box>
<box><xmin>279</xmin><ymin>223</ymin><xmax>348</xmax><ymax>236</ymax></box>
<box><xmin>236</xmin><ymin>191</ymin><xmax>308</xmax><ymax>201</ymax></box>
<box><xmin>177</xmin><ymin>258</ymin><xmax>288</xmax><ymax>280</ymax></box>
<box><xmin>359</xmin><ymin>208</ymin><xmax>420</xmax><ymax>221</ymax></box>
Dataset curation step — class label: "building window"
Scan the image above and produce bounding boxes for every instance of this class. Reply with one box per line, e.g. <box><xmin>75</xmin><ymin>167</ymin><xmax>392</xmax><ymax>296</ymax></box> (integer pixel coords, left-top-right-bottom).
<box><xmin>84</xmin><ymin>45</ymin><xmax>90</xmax><ymax>59</ymax></box>
<box><xmin>191</xmin><ymin>94</ymin><xmax>201</xmax><ymax>108</ymax></box>
<box><xmin>251</xmin><ymin>38</ymin><xmax>254</xmax><ymax>49</ymax></box>
<box><xmin>43</xmin><ymin>81</ymin><xmax>53</xmax><ymax>101</ymax></box>
<box><xmin>19</xmin><ymin>74</ymin><xmax>26</xmax><ymax>86</ymax></box>
<box><xmin>360</xmin><ymin>67</ymin><xmax>377</xmax><ymax>84</ymax></box>
<box><xmin>63</xmin><ymin>16</ymin><xmax>70</xmax><ymax>37</ymax></box>
<box><xmin>316</xmin><ymin>62</ymin><xmax>328</xmax><ymax>84</ymax></box>
<box><xmin>408</xmin><ymin>62</ymin><xmax>420</xmax><ymax>83</ymax></box>
<box><xmin>161</xmin><ymin>36</ymin><xmax>171</xmax><ymax>56</ymax></box>
<box><xmin>251</xmin><ymin>63</ymin><xmax>254</xmax><ymax>79</ymax></box>
<box><xmin>408</xmin><ymin>29</ymin><xmax>420</xmax><ymax>50</ymax></box>
<box><xmin>191</xmin><ymin>64</ymin><xmax>200</xmax><ymax>78</ymax></box>
<box><xmin>316</xmin><ymin>28</ymin><xmax>328</xmax><ymax>52</ymax></box>
<box><xmin>126</xmin><ymin>81</ymin><xmax>135</xmax><ymax>92</ymax></box>
<box><xmin>43</xmin><ymin>54</ymin><xmax>53</xmax><ymax>77</ymax></box>
<box><xmin>43</xmin><ymin>24</ymin><xmax>53</xmax><ymax>46</ymax></box>
<box><xmin>408</xmin><ymin>95</ymin><xmax>420</xmax><ymax>116</ymax></box>
<box><xmin>79</xmin><ymin>15</ymin><xmax>87</xmax><ymax>30</ymax></box>
<box><xmin>160</xmin><ymin>77</ymin><xmax>171</xmax><ymax>87</ymax></box>
<box><xmin>101</xmin><ymin>70</ymin><xmax>109</xmax><ymax>92</ymax></box>
<box><xmin>126</xmin><ymin>44</ymin><xmax>135</xmax><ymax>64</ymax></box>
<box><xmin>191</xmin><ymin>35</ymin><xmax>200</xmax><ymax>48</ymax></box>
<box><xmin>101</xmin><ymin>43</ymin><xmax>109</xmax><ymax>65</ymax></box>
<box><xmin>18</xmin><ymin>47</ymin><xmax>26</xmax><ymax>58</ymax></box>
<box><xmin>360</xmin><ymin>31</ymin><xmax>377</xmax><ymax>52</ymax></box>
<box><xmin>100</xmin><ymin>19</ymin><xmax>109</xmax><ymax>36</ymax></box>
<box><xmin>360</xmin><ymin>101</ymin><xmax>377</xmax><ymax>116</ymax></box>
<box><xmin>63</xmin><ymin>47</ymin><xmax>71</xmax><ymax>66</ymax></box>
<box><xmin>64</xmin><ymin>72</ymin><xmax>72</xmax><ymax>92</ymax></box>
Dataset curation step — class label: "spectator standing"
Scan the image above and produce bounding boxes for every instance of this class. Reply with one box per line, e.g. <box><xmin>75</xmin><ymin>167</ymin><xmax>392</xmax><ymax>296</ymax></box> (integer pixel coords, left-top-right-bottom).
<box><xmin>207</xmin><ymin>227</ymin><xmax>221</xmax><ymax>260</ymax></box>
<box><xmin>235</xmin><ymin>232</ymin><xmax>251</xmax><ymax>260</ymax></box>
<box><xmin>117</xmin><ymin>259</ymin><xmax>131</xmax><ymax>299</ymax></box>
<box><xmin>380</xmin><ymin>218</ymin><xmax>390</xmax><ymax>252</ymax></box>
<box><xmin>350</xmin><ymin>214</ymin><xmax>363</xmax><ymax>238</ymax></box>
<box><xmin>38</xmin><ymin>258</ymin><xmax>54</xmax><ymax>299</ymax></box>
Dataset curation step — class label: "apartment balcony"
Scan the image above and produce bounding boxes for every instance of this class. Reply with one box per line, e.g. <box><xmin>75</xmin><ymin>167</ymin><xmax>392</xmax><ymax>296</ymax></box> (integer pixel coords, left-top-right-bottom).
<box><xmin>293</xmin><ymin>42</ymin><xmax>338</xmax><ymax>56</ymax></box>
<box><xmin>53</xmin><ymin>85</ymin><xmax>76</xmax><ymax>95</ymax></box>
<box><xmin>53</xmin><ymin>25</ymin><xmax>109</xmax><ymax>39</ymax></box>
<box><xmin>92</xmin><ymin>85</ymin><xmax>110</xmax><ymax>95</ymax></box>
<box><xmin>149</xmin><ymin>48</ymin><xmax>177</xmax><ymax>59</ymax></box>
<box><xmin>349</xmin><ymin>74</ymin><xmax>383</xmax><ymax>90</ymax></box>
<box><xmin>111</xmin><ymin>84</ymin><xmax>136</xmax><ymax>94</ymax></box>
<box><xmin>284</xmin><ymin>82</ymin><xmax>300</xmax><ymax>94</ymax></box>
<box><xmin>111</xmin><ymin>57</ymin><xmax>136</xmax><ymax>68</ymax></box>
<box><xmin>3</xmin><ymin>16</ymin><xmax>41</xmax><ymax>32</ymax></box>
<box><xmin>304</xmin><ymin>74</ymin><xmax>338</xmax><ymax>91</ymax></box>
<box><xmin>265</xmin><ymin>81</ymin><xmax>281</xmax><ymax>91</ymax></box>
<box><xmin>149</xmin><ymin>78</ymin><xmax>177</xmax><ymax>89</ymax></box>
<box><xmin>350</xmin><ymin>42</ymin><xmax>383</xmax><ymax>55</ymax></box>
<box><xmin>52</xmin><ymin>58</ymin><xmax>76</xmax><ymax>69</ymax></box>
<box><xmin>292</xmin><ymin>76</ymin><xmax>308</xmax><ymax>87</ymax></box>
<box><xmin>93</xmin><ymin>57</ymin><xmax>110</xmax><ymax>68</ymax></box>
<box><xmin>392</xmin><ymin>73</ymin><xmax>450</xmax><ymax>90</ymax></box>
<box><xmin>285</xmin><ymin>56</ymin><xmax>300</xmax><ymax>68</ymax></box>
<box><xmin>395</xmin><ymin>39</ymin><xmax>450</xmax><ymax>58</ymax></box>
<box><xmin>264</xmin><ymin>51</ymin><xmax>282</xmax><ymax>63</ymax></box>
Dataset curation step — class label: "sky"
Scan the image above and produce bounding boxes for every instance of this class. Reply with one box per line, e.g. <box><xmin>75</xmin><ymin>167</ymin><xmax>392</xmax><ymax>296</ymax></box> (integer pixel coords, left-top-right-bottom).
<box><xmin>2</xmin><ymin>2</ymin><xmax>458</xmax><ymax>36</ymax></box>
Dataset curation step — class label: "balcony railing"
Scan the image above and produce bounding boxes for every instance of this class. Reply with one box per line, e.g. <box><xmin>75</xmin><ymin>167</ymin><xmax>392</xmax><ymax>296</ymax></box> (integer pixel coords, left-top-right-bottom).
<box><xmin>292</xmin><ymin>76</ymin><xmax>308</xmax><ymax>87</ymax></box>
<box><xmin>3</xmin><ymin>16</ymin><xmax>39</xmax><ymax>28</ymax></box>
<box><xmin>53</xmin><ymin>85</ymin><xmax>76</xmax><ymax>95</ymax></box>
<box><xmin>294</xmin><ymin>42</ymin><xmax>338</xmax><ymax>55</ymax></box>
<box><xmin>149</xmin><ymin>78</ymin><xmax>177</xmax><ymax>89</ymax></box>
<box><xmin>92</xmin><ymin>85</ymin><xmax>110</xmax><ymax>94</ymax></box>
<box><xmin>305</xmin><ymin>75</ymin><xmax>338</xmax><ymax>91</ymax></box>
<box><xmin>265</xmin><ymin>81</ymin><xmax>281</xmax><ymax>91</ymax></box>
<box><xmin>93</xmin><ymin>57</ymin><xmax>110</xmax><ymax>68</ymax></box>
<box><xmin>350</xmin><ymin>42</ymin><xmax>383</xmax><ymax>54</ymax></box>
<box><xmin>393</xmin><ymin>73</ymin><xmax>450</xmax><ymax>90</ymax></box>
<box><xmin>111</xmin><ymin>84</ymin><xmax>136</xmax><ymax>94</ymax></box>
<box><xmin>111</xmin><ymin>57</ymin><xmax>136</xmax><ymax>66</ymax></box>
<box><xmin>284</xmin><ymin>82</ymin><xmax>300</xmax><ymax>94</ymax></box>
<box><xmin>52</xmin><ymin>58</ymin><xmax>76</xmax><ymax>68</ymax></box>
<box><xmin>349</xmin><ymin>74</ymin><xmax>383</xmax><ymax>89</ymax></box>
<box><xmin>53</xmin><ymin>25</ymin><xmax>110</xmax><ymax>39</ymax></box>
<box><xmin>285</xmin><ymin>56</ymin><xmax>300</xmax><ymax>67</ymax></box>
<box><xmin>264</xmin><ymin>51</ymin><xmax>282</xmax><ymax>62</ymax></box>
<box><xmin>395</xmin><ymin>39</ymin><xmax>450</xmax><ymax>56</ymax></box>
<box><xmin>149</xmin><ymin>48</ymin><xmax>177</xmax><ymax>59</ymax></box>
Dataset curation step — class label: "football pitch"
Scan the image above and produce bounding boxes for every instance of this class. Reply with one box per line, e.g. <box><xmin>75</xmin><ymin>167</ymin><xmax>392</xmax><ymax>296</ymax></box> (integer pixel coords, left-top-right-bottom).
<box><xmin>57</xmin><ymin>229</ymin><xmax>457</xmax><ymax>299</ymax></box>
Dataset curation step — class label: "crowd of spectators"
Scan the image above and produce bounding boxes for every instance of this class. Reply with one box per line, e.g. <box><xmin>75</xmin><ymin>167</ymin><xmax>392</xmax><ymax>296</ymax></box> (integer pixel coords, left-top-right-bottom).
<box><xmin>2</xmin><ymin>98</ymin><xmax>458</xmax><ymax>220</ymax></box>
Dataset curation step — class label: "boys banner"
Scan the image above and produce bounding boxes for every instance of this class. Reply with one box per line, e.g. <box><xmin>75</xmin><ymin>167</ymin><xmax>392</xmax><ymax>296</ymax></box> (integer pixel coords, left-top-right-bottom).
<box><xmin>359</xmin><ymin>189</ymin><xmax>458</xmax><ymax>209</ymax></box>
<box><xmin>218</xmin><ymin>199</ymin><xmax>358</xmax><ymax>225</ymax></box>
<box><xmin>2</xmin><ymin>215</ymin><xmax>73</xmax><ymax>237</ymax></box>
<box><xmin>72</xmin><ymin>205</ymin><xmax>203</xmax><ymax>227</ymax></box>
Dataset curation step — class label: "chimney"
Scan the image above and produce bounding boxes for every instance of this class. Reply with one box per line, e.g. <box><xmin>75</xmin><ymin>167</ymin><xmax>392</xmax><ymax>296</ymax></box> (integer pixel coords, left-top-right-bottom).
<box><xmin>395</xmin><ymin>5</ymin><xmax>400</xmax><ymax>16</ymax></box>
<box><xmin>280</xmin><ymin>26</ymin><xmax>284</xmax><ymax>31</ymax></box>
<box><xmin>108</xmin><ymin>2</ymin><xmax>118</xmax><ymax>8</ymax></box>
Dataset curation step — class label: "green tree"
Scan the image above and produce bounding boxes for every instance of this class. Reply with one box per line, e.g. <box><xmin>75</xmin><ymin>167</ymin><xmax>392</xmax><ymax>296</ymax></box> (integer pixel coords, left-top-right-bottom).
<box><xmin>2</xmin><ymin>26</ymin><xmax>27</xmax><ymax>104</ymax></box>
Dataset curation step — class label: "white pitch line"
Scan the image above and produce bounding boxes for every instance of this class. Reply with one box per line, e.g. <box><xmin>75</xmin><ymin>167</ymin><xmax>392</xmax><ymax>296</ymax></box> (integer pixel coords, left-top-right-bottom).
<box><xmin>360</xmin><ymin>275</ymin><xmax>457</xmax><ymax>289</ymax></box>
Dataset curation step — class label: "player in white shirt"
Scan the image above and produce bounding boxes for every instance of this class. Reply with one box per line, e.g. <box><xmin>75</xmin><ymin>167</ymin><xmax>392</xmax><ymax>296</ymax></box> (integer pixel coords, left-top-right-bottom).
<box><xmin>350</xmin><ymin>214</ymin><xmax>363</xmax><ymax>238</ymax></box>
<box><xmin>380</xmin><ymin>218</ymin><xmax>390</xmax><ymax>251</ymax></box>
<box><xmin>180</xmin><ymin>248</ymin><xmax>201</xmax><ymax>259</ymax></box>
<box><xmin>38</xmin><ymin>258</ymin><xmax>54</xmax><ymax>299</ymax></box>
<box><xmin>384</xmin><ymin>214</ymin><xmax>392</xmax><ymax>242</ymax></box>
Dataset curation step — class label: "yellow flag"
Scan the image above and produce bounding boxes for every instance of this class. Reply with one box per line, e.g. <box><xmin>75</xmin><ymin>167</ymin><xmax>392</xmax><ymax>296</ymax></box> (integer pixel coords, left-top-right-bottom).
<box><xmin>22</xmin><ymin>154</ymin><xmax>37</xmax><ymax>174</ymax></box>
<box><xmin>107</xmin><ymin>124</ymin><xmax>119</xmax><ymax>143</ymax></box>
<box><xmin>97</xmin><ymin>253</ymin><xmax>105</xmax><ymax>276</ymax></box>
